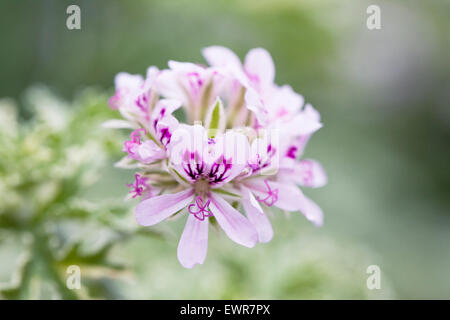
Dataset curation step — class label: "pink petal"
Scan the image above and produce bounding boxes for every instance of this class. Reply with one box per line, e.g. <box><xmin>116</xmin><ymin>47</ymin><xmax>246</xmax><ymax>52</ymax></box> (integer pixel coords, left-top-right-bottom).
<box><xmin>155</xmin><ymin>70</ymin><xmax>188</xmax><ymax>105</ymax></box>
<box><xmin>168</xmin><ymin>60</ymin><xmax>203</xmax><ymax>73</ymax></box>
<box><xmin>297</xmin><ymin>194</ymin><xmax>324</xmax><ymax>227</ymax></box>
<box><xmin>151</xmin><ymin>99</ymin><xmax>182</xmax><ymax>117</ymax></box>
<box><xmin>146</xmin><ymin>66</ymin><xmax>159</xmax><ymax>82</ymax></box>
<box><xmin>269</xmin><ymin>85</ymin><xmax>304</xmax><ymax>118</ymax></box>
<box><xmin>245</xmin><ymin>179</ymin><xmax>323</xmax><ymax>226</ymax></box>
<box><xmin>279</xmin><ymin>159</ymin><xmax>327</xmax><ymax>188</ymax></box>
<box><xmin>303</xmin><ymin>103</ymin><xmax>321</xmax><ymax>121</ymax></box>
<box><xmin>134</xmin><ymin>140</ymin><xmax>166</xmax><ymax>163</ymax></box>
<box><xmin>135</xmin><ymin>188</ymin><xmax>194</xmax><ymax>226</ymax></box>
<box><xmin>114</xmin><ymin>72</ymin><xmax>144</xmax><ymax>90</ymax></box>
<box><xmin>244</xmin><ymin>48</ymin><xmax>275</xmax><ymax>87</ymax></box>
<box><xmin>244</xmin><ymin>88</ymin><xmax>269</xmax><ymax>126</ymax></box>
<box><xmin>244</xmin><ymin>179</ymin><xmax>301</xmax><ymax>211</ymax></box>
<box><xmin>177</xmin><ymin>214</ymin><xmax>209</xmax><ymax>268</ymax></box>
<box><xmin>286</xmin><ymin>112</ymin><xmax>323</xmax><ymax>136</ymax></box>
<box><xmin>241</xmin><ymin>186</ymin><xmax>273</xmax><ymax>243</ymax></box>
<box><xmin>202</xmin><ymin>46</ymin><xmax>242</xmax><ymax>69</ymax></box>
<box><xmin>209</xmin><ymin>193</ymin><xmax>258</xmax><ymax>248</ymax></box>
<box><xmin>169</xmin><ymin>124</ymin><xmax>210</xmax><ymax>182</ymax></box>
<box><xmin>209</xmin><ymin>131</ymin><xmax>250</xmax><ymax>186</ymax></box>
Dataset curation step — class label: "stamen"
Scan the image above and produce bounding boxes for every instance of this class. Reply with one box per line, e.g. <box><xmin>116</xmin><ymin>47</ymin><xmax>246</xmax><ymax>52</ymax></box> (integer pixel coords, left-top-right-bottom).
<box><xmin>109</xmin><ymin>90</ymin><xmax>121</xmax><ymax>109</ymax></box>
<box><xmin>256</xmin><ymin>179</ymin><xmax>279</xmax><ymax>207</ymax></box>
<box><xmin>126</xmin><ymin>173</ymin><xmax>150</xmax><ymax>198</ymax></box>
<box><xmin>188</xmin><ymin>196</ymin><xmax>213</xmax><ymax>221</ymax></box>
<box><xmin>123</xmin><ymin>128</ymin><xmax>146</xmax><ymax>154</ymax></box>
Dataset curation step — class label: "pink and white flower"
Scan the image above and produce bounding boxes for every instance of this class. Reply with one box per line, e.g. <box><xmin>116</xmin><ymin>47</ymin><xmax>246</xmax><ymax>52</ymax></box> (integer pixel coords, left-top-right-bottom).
<box><xmin>117</xmin><ymin>98</ymin><xmax>181</xmax><ymax>166</ymax></box>
<box><xmin>156</xmin><ymin>61</ymin><xmax>225</xmax><ymax>122</ymax></box>
<box><xmin>234</xmin><ymin>125</ymin><xmax>326</xmax><ymax>243</ymax></box>
<box><xmin>108</xmin><ymin>67</ymin><xmax>160</xmax><ymax>126</ymax></box>
<box><xmin>107</xmin><ymin>46</ymin><xmax>327</xmax><ymax>268</ymax></box>
<box><xmin>135</xmin><ymin>125</ymin><xmax>258</xmax><ymax>268</ymax></box>
<box><xmin>202</xmin><ymin>46</ymin><xmax>276</xmax><ymax>127</ymax></box>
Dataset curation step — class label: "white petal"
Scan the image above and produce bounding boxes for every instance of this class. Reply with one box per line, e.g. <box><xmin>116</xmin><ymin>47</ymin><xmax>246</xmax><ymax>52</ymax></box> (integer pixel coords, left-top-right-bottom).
<box><xmin>241</xmin><ymin>187</ymin><xmax>273</xmax><ymax>243</ymax></box>
<box><xmin>209</xmin><ymin>193</ymin><xmax>258</xmax><ymax>248</ymax></box>
<box><xmin>297</xmin><ymin>194</ymin><xmax>324</xmax><ymax>227</ymax></box>
<box><xmin>279</xmin><ymin>159</ymin><xmax>327</xmax><ymax>188</ymax></box>
<box><xmin>244</xmin><ymin>48</ymin><xmax>275</xmax><ymax>87</ymax></box>
<box><xmin>135</xmin><ymin>189</ymin><xmax>194</xmax><ymax>226</ymax></box>
<box><xmin>202</xmin><ymin>46</ymin><xmax>242</xmax><ymax>69</ymax></box>
<box><xmin>177</xmin><ymin>214</ymin><xmax>209</xmax><ymax>268</ymax></box>
<box><xmin>114</xmin><ymin>72</ymin><xmax>143</xmax><ymax>90</ymax></box>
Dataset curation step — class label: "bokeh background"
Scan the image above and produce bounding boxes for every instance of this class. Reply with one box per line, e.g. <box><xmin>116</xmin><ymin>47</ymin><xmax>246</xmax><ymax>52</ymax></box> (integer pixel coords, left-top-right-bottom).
<box><xmin>0</xmin><ymin>0</ymin><xmax>449</xmax><ymax>299</ymax></box>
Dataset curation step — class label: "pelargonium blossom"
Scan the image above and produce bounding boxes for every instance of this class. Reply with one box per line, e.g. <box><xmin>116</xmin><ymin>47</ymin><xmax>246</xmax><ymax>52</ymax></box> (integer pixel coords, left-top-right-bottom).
<box><xmin>106</xmin><ymin>46</ymin><xmax>327</xmax><ymax>268</ymax></box>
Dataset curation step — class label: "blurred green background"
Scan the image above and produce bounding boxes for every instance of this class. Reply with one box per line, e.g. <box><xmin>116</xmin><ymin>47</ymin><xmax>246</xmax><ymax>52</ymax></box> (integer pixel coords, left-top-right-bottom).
<box><xmin>0</xmin><ymin>0</ymin><xmax>449</xmax><ymax>299</ymax></box>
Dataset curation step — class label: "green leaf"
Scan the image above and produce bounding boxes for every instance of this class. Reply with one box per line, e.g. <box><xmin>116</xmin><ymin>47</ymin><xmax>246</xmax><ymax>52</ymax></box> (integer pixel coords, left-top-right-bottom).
<box><xmin>46</xmin><ymin>220</ymin><xmax>121</xmax><ymax>261</ymax></box>
<box><xmin>0</xmin><ymin>231</ymin><xmax>33</xmax><ymax>292</ymax></box>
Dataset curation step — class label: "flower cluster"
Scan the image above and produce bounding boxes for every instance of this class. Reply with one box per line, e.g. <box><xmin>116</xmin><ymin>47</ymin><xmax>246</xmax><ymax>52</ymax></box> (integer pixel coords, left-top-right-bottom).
<box><xmin>107</xmin><ymin>46</ymin><xmax>327</xmax><ymax>268</ymax></box>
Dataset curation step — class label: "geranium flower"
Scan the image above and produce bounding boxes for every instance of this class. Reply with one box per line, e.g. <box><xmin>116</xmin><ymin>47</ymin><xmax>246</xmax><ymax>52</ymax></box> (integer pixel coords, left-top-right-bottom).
<box><xmin>108</xmin><ymin>66</ymin><xmax>160</xmax><ymax>126</ymax></box>
<box><xmin>135</xmin><ymin>124</ymin><xmax>258</xmax><ymax>268</ymax></box>
<box><xmin>156</xmin><ymin>61</ymin><xmax>225</xmax><ymax>122</ymax></box>
<box><xmin>112</xmin><ymin>98</ymin><xmax>182</xmax><ymax>168</ymax></box>
<box><xmin>231</xmin><ymin>99</ymin><xmax>326</xmax><ymax>243</ymax></box>
<box><xmin>202</xmin><ymin>46</ymin><xmax>276</xmax><ymax>127</ymax></box>
<box><xmin>107</xmin><ymin>46</ymin><xmax>327</xmax><ymax>268</ymax></box>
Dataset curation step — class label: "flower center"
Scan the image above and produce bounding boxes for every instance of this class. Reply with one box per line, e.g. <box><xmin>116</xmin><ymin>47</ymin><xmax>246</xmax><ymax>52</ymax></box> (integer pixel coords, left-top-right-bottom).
<box><xmin>193</xmin><ymin>178</ymin><xmax>210</xmax><ymax>197</ymax></box>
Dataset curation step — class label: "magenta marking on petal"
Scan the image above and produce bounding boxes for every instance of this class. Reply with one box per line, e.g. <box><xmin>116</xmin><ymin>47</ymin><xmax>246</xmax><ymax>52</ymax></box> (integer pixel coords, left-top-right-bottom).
<box><xmin>135</xmin><ymin>91</ymin><xmax>150</xmax><ymax>113</ymax></box>
<box><xmin>126</xmin><ymin>173</ymin><xmax>150</xmax><ymax>198</ymax></box>
<box><xmin>188</xmin><ymin>196</ymin><xmax>213</xmax><ymax>221</ymax></box>
<box><xmin>208</xmin><ymin>157</ymin><xmax>232</xmax><ymax>185</ymax></box>
<box><xmin>248</xmin><ymin>154</ymin><xmax>261</xmax><ymax>171</ymax></box>
<box><xmin>253</xmin><ymin>118</ymin><xmax>263</xmax><ymax>130</ymax></box>
<box><xmin>186</xmin><ymin>72</ymin><xmax>203</xmax><ymax>96</ymax></box>
<box><xmin>182</xmin><ymin>151</ymin><xmax>206</xmax><ymax>181</ymax></box>
<box><xmin>256</xmin><ymin>179</ymin><xmax>279</xmax><ymax>207</ymax></box>
<box><xmin>159</xmin><ymin>127</ymin><xmax>172</xmax><ymax>146</ymax></box>
<box><xmin>245</xmin><ymin>71</ymin><xmax>260</xmax><ymax>87</ymax></box>
<box><xmin>300</xmin><ymin>160</ymin><xmax>314</xmax><ymax>187</ymax></box>
<box><xmin>248</xmin><ymin>145</ymin><xmax>276</xmax><ymax>174</ymax></box>
<box><xmin>180</xmin><ymin>151</ymin><xmax>232</xmax><ymax>185</ymax></box>
<box><xmin>267</xmin><ymin>144</ymin><xmax>276</xmax><ymax>157</ymax></box>
<box><xmin>276</xmin><ymin>107</ymin><xmax>289</xmax><ymax>118</ymax></box>
<box><xmin>286</xmin><ymin>146</ymin><xmax>298</xmax><ymax>159</ymax></box>
<box><xmin>153</xmin><ymin>107</ymin><xmax>167</xmax><ymax>130</ymax></box>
